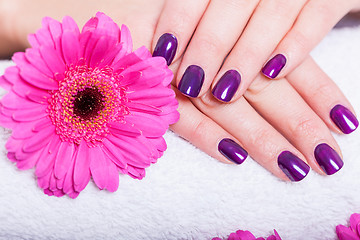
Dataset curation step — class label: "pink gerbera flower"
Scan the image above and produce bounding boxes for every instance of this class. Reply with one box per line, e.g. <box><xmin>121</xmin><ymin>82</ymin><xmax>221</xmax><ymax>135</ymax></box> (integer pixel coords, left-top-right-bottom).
<box><xmin>0</xmin><ymin>12</ymin><xmax>179</xmax><ymax>198</ymax></box>
<box><xmin>212</xmin><ymin>229</ymin><xmax>281</xmax><ymax>240</ymax></box>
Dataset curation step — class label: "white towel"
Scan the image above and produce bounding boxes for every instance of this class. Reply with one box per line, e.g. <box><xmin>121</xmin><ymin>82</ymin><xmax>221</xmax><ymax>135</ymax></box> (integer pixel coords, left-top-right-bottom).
<box><xmin>0</xmin><ymin>14</ymin><xmax>360</xmax><ymax>240</ymax></box>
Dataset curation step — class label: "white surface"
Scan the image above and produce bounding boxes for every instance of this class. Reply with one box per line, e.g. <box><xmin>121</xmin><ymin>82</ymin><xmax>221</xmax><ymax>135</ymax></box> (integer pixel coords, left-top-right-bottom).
<box><xmin>0</xmin><ymin>16</ymin><xmax>360</xmax><ymax>240</ymax></box>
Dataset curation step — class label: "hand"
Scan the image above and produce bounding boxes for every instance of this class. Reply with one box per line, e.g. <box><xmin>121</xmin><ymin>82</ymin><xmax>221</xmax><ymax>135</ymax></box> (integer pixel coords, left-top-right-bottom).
<box><xmin>152</xmin><ymin>0</ymin><xmax>360</xmax><ymax>103</ymax></box>
<box><xmin>0</xmin><ymin>0</ymin><xmax>358</xmax><ymax>181</ymax></box>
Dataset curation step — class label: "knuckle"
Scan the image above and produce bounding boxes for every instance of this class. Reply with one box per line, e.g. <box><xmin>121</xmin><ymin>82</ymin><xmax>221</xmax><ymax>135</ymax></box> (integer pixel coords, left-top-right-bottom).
<box><xmin>245</xmin><ymin>77</ymin><xmax>275</xmax><ymax>101</ymax></box>
<box><xmin>247</xmin><ymin>127</ymin><xmax>279</xmax><ymax>162</ymax></box>
<box><xmin>194</xmin><ymin>34</ymin><xmax>225</xmax><ymax>57</ymax></box>
<box><xmin>310</xmin><ymin>81</ymin><xmax>334</xmax><ymax>102</ymax></box>
<box><xmin>197</xmin><ymin>91</ymin><xmax>223</xmax><ymax>110</ymax></box>
<box><xmin>166</xmin><ymin>8</ymin><xmax>195</xmax><ymax>36</ymax></box>
<box><xmin>258</xmin><ymin>0</ymin><xmax>293</xmax><ymax>18</ymax></box>
<box><xmin>290</xmin><ymin>116</ymin><xmax>320</xmax><ymax>139</ymax></box>
<box><xmin>191</xmin><ymin>118</ymin><xmax>211</xmax><ymax>141</ymax></box>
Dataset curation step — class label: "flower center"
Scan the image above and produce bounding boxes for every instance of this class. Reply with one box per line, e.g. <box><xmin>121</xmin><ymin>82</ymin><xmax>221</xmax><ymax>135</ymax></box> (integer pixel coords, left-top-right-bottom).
<box><xmin>73</xmin><ymin>87</ymin><xmax>104</xmax><ymax>121</ymax></box>
<box><xmin>48</xmin><ymin>65</ymin><xmax>129</xmax><ymax>146</ymax></box>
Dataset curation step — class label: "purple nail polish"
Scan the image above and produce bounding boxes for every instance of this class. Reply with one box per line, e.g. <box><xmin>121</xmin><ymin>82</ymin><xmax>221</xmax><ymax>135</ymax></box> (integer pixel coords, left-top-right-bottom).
<box><xmin>212</xmin><ymin>70</ymin><xmax>241</xmax><ymax>102</ymax></box>
<box><xmin>330</xmin><ymin>104</ymin><xmax>359</xmax><ymax>134</ymax></box>
<box><xmin>152</xmin><ymin>33</ymin><xmax>178</xmax><ymax>66</ymax></box>
<box><xmin>314</xmin><ymin>143</ymin><xmax>343</xmax><ymax>175</ymax></box>
<box><xmin>261</xmin><ymin>54</ymin><xmax>287</xmax><ymax>79</ymax></box>
<box><xmin>278</xmin><ymin>151</ymin><xmax>310</xmax><ymax>182</ymax></box>
<box><xmin>218</xmin><ymin>138</ymin><xmax>248</xmax><ymax>164</ymax></box>
<box><xmin>178</xmin><ymin>65</ymin><xmax>205</xmax><ymax>98</ymax></box>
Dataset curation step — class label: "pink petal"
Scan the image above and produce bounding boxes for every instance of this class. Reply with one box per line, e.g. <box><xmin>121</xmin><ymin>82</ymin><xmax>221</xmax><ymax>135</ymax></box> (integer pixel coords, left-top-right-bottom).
<box><xmin>228</xmin><ymin>232</ymin><xmax>241</xmax><ymax>240</ymax></box>
<box><xmin>106</xmin><ymin>162</ymin><xmax>119</xmax><ymax>192</ymax></box>
<box><xmin>350</xmin><ymin>214</ymin><xmax>360</xmax><ymax>232</ymax></box>
<box><xmin>89</xmin><ymin>35</ymin><xmax>114</xmax><ymax>68</ymax></box>
<box><xmin>97</xmin><ymin>43</ymin><xmax>122</xmax><ymax>68</ymax></box>
<box><xmin>89</xmin><ymin>147</ymin><xmax>109</xmax><ymax>190</ymax></box>
<box><xmin>28</xmin><ymin>34</ymin><xmax>40</xmax><ymax>49</ymax></box>
<box><xmin>119</xmin><ymin>24</ymin><xmax>132</xmax><ymax>54</ymax></box>
<box><xmin>18</xmin><ymin>59</ymin><xmax>58</xmax><ymax>90</ymax></box>
<box><xmin>125</xmin><ymin>112</ymin><xmax>167</xmax><ymax>137</ymax></box>
<box><xmin>61</xmin><ymin>16</ymin><xmax>80</xmax><ymax>36</ymax></box>
<box><xmin>273</xmin><ymin>230</ymin><xmax>281</xmax><ymax>240</ymax></box>
<box><xmin>16</xmin><ymin>150</ymin><xmax>41</xmax><ymax>170</ymax></box>
<box><xmin>102</xmin><ymin>138</ymin><xmax>127</xmax><ymax>168</ymax></box>
<box><xmin>107</xmin><ymin>135</ymin><xmax>151</xmax><ymax>168</ymax></box>
<box><xmin>63</xmin><ymin>155</ymin><xmax>76</xmax><ymax>194</ymax></box>
<box><xmin>12</xmin><ymin>105</ymin><xmax>48</xmax><ymax>122</ymax></box>
<box><xmin>35</xmin><ymin>136</ymin><xmax>61</xmax><ymax>178</ymax></box>
<box><xmin>126</xmin><ymin>165</ymin><xmax>146</xmax><ymax>180</ymax></box>
<box><xmin>1</xmin><ymin>91</ymin><xmax>36</xmax><ymax>109</ymax></box>
<box><xmin>127</xmin><ymin>86</ymin><xmax>175</xmax><ymax>107</ymax></box>
<box><xmin>22</xmin><ymin>125</ymin><xmax>55</xmax><ymax>152</ymax></box>
<box><xmin>48</xmin><ymin>19</ymin><xmax>63</xmax><ymax>54</ymax></box>
<box><xmin>62</xmin><ymin>30</ymin><xmax>80</xmax><ymax>65</ymax></box>
<box><xmin>108</xmin><ymin>121</ymin><xmax>141</xmax><ymax>137</ymax></box>
<box><xmin>25</xmin><ymin>48</ymin><xmax>53</xmax><ymax>77</ymax></box>
<box><xmin>235</xmin><ymin>230</ymin><xmax>257</xmax><ymax>240</ymax></box>
<box><xmin>256</xmin><ymin>238</ymin><xmax>266</xmax><ymax>240</ymax></box>
<box><xmin>39</xmin><ymin>45</ymin><xmax>65</xmax><ymax>77</ymax></box>
<box><xmin>37</xmin><ymin>170</ymin><xmax>52</xmax><ymax>189</ymax></box>
<box><xmin>54</xmin><ymin>142</ymin><xmax>76</xmax><ymax>180</ymax></box>
<box><xmin>73</xmin><ymin>140</ymin><xmax>91</xmax><ymax>192</ymax></box>
<box><xmin>34</xmin><ymin>26</ymin><xmax>54</xmax><ymax>49</ymax></box>
<box><xmin>336</xmin><ymin>225</ymin><xmax>360</xmax><ymax>240</ymax></box>
<box><xmin>82</xmin><ymin>16</ymin><xmax>99</xmax><ymax>34</ymax></box>
<box><xmin>112</xmin><ymin>52</ymin><xmax>142</xmax><ymax>73</ymax></box>
<box><xmin>0</xmin><ymin>76</ymin><xmax>13</xmax><ymax>91</ymax></box>
<box><xmin>25</xmin><ymin>88</ymin><xmax>51</xmax><ymax>104</ymax></box>
<box><xmin>126</xmin><ymin>101</ymin><xmax>162</xmax><ymax>114</ymax></box>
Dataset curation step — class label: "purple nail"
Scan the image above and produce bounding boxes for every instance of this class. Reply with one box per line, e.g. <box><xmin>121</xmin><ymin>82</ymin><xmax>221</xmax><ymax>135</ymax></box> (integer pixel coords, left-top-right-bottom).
<box><xmin>261</xmin><ymin>54</ymin><xmax>287</xmax><ymax>79</ymax></box>
<box><xmin>218</xmin><ymin>138</ymin><xmax>248</xmax><ymax>164</ymax></box>
<box><xmin>330</xmin><ymin>104</ymin><xmax>359</xmax><ymax>134</ymax></box>
<box><xmin>314</xmin><ymin>143</ymin><xmax>343</xmax><ymax>175</ymax></box>
<box><xmin>178</xmin><ymin>65</ymin><xmax>205</xmax><ymax>98</ymax></box>
<box><xmin>212</xmin><ymin>70</ymin><xmax>241</xmax><ymax>102</ymax></box>
<box><xmin>278</xmin><ymin>151</ymin><xmax>310</xmax><ymax>182</ymax></box>
<box><xmin>152</xmin><ymin>33</ymin><xmax>178</xmax><ymax>66</ymax></box>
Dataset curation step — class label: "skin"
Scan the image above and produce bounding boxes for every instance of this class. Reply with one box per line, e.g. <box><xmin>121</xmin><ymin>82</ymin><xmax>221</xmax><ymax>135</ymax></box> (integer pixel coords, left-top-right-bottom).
<box><xmin>152</xmin><ymin>0</ymin><xmax>360</xmax><ymax>102</ymax></box>
<box><xmin>0</xmin><ymin>0</ymin><xmax>357</xmax><ymax>181</ymax></box>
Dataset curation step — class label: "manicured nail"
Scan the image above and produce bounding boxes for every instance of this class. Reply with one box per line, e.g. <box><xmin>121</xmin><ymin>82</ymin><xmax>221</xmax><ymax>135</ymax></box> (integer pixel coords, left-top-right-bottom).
<box><xmin>314</xmin><ymin>143</ymin><xmax>343</xmax><ymax>175</ymax></box>
<box><xmin>152</xmin><ymin>33</ymin><xmax>178</xmax><ymax>66</ymax></box>
<box><xmin>278</xmin><ymin>151</ymin><xmax>310</xmax><ymax>182</ymax></box>
<box><xmin>218</xmin><ymin>138</ymin><xmax>248</xmax><ymax>164</ymax></box>
<box><xmin>330</xmin><ymin>104</ymin><xmax>359</xmax><ymax>134</ymax></box>
<box><xmin>178</xmin><ymin>65</ymin><xmax>204</xmax><ymax>98</ymax></box>
<box><xmin>212</xmin><ymin>70</ymin><xmax>241</xmax><ymax>102</ymax></box>
<box><xmin>261</xmin><ymin>54</ymin><xmax>287</xmax><ymax>79</ymax></box>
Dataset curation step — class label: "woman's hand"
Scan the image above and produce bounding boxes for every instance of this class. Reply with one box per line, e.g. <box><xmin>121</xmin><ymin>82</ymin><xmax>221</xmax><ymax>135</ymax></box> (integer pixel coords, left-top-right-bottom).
<box><xmin>0</xmin><ymin>0</ymin><xmax>358</xmax><ymax>181</ymax></box>
<box><xmin>152</xmin><ymin>0</ymin><xmax>360</xmax><ymax>103</ymax></box>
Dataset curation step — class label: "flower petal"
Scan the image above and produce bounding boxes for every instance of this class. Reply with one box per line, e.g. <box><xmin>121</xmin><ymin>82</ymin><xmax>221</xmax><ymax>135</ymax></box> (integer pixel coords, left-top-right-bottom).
<box><xmin>39</xmin><ymin>45</ymin><xmax>66</xmax><ymax>77</ymax></box>
<box><xmin>89</xmin><ymin>146</ymin><xmax>109</xmax><ymax>190</ymax></box>
<box><xmin>126</xmin><ymin>101</ymin><xmax>162</xmax><ymax>114</ymax></box>
<box><xmin>62</xmin><ymin>30</ymin><xmax>80</xmax><ymax>65</ymax></box>
<box><xmin>119</xmin><ymin>24</ymin><xmax>132</xmax><ymax>55</ymax></box>
<box><xmin>108</xmin><ymin>121</ymin><xmax>141</xmax><ymax>137</ymax></box>
<box><xmin>73</xmin><ymin>140</ymin><xmax>91</xmax><ymax>192</ymax></box>
<box><xmin>228</xmin><ymin>232</ymin><xmax>241</xmax><ymax>240</ymax></box>
<box><xmin>25</xmin><ymin>48</ymin><xmax>53</xmax><ymax>77</ymax></box>
<box><xmin>125</xmin><ymin>112</ymin><xmax>167</xmax><ymax>137</ymax></box>
<box><xmin>102</xmin><ymin>138</ymin><xmax>127</xmax><ymax>168</ymax></box>
<box><xmin>12</xmin><ymin>105</ymin><xmax>48</xmax><ymax>122</ymax></box>
<box><xmin>22</xmin><ymin>124</ymin><xmax>55</xmax><ymax>153</ymax></box>
<box><xmin>35</xmin><ymin>135</ymin><xmax>61</xmax><ymax>178</ymax></box>
<box><xmin>54</xmin><ymin>142</ymin><xmax>76</xmax><ymax>180</ymax></box>
<box><xmin>350</xmin><ymin>213</ymin><xmax>360</xmax><ymax>232</ymax></box>
<box><xmin>336</xmin><ymin>225</ymin><xmax>360</xmax><ymax>240</ymax></box>
<box><xmin>235</xmin><ymin>230</ymin><xmax>257</xmax><ymax>240</ymax></box>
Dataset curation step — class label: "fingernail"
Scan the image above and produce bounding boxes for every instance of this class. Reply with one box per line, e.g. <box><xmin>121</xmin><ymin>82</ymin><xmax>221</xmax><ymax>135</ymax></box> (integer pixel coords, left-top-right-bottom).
<box><xmin>278</xmin><ymin>151</ymin><xmax>310</xmax><ymax>182</ymax></box>
<box><xmin>178</xmin><ymin>65</ymin><xmax>205</xmax><ymax>98</ymax></box>
<box><xmin>212</xmin><ymin>70</ymin><xmax>241</xmax><ymax>102</ymax></box>
<box><xmin>152</xmin><ymin>33</ymin><xmax>178</xmax><ymax>66</ymax></box>
<box><xmin>261</xmin><ymin>54</ymin><xmax>287</xmax><ymax>79</ymax></box>
<box><xmin>330</xmin><ymin>104</ymin><xmax>359</xmax><ymax>134</ymax></box>
<box><xmin>218</xmin><ymin>138</ymin><xmax>248</xmax><ymax>164</ymax></box>
<box><xmin>314</xmin><ymin>143</ymin><xmax>343</xmax><ymax>175</ymax></box>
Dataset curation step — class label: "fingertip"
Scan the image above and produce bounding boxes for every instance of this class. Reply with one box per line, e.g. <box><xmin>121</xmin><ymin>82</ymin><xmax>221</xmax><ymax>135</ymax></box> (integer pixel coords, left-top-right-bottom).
<box><xmin>211</xmin><ymin>69</ymin><xmax>241</xmax><ymax>103</ymax></box>
<box><xmin>152</xmin><ymin>32</ymin><xmax>178</xmax><ymax>66</ymax></box>
<box><xmin>261</xmin><ymin>54</ymin><xmax>287</xmax><ymax>79</ymax></box>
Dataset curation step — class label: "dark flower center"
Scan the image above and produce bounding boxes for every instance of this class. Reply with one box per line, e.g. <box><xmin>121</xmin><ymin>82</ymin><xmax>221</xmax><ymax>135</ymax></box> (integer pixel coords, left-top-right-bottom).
<box><xmin>73</xmin><ymin>87</ymin><xmax>104</xmax><ymax>120</ymax></box>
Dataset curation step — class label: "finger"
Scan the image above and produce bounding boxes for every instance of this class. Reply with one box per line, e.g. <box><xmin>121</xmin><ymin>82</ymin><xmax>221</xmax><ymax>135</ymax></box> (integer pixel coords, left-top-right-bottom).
<box><xmin>151</xmin><ymin>0</ymin><xmax>209</xmax><ymax>66</ymax></box>
<box><xmin>176</xmin><ymin>0</ymin><xmax>259</xmax><ymax>99</ymax></box>
<box><xmin>192</xmin><ymin>91</ymin><xmax>310</xmax><ymax>182</ymax></box>
<box><xmin>170</xmin><ymin>87</ymin><xmax>248</xmax><ymax>165</ymax></box>
<box><xmin>214</xmin><ymin>0</ymin><xmax>307</xmax><ymax>102</ymax></box>
<box><xmin>262</xmin><ymin>0</ymin><xmax>357</xmax><ymax>79</ymax></box>
<box><xmin>287</xmin><ymin>56</ymin><xmax>359</xmax><ymax>134</ymax></box>
<box><xmin>245</xmin><ymin>75</ymin><xmax>344</xmax><ymax>176</ymax></box>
